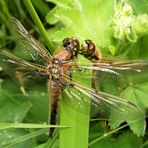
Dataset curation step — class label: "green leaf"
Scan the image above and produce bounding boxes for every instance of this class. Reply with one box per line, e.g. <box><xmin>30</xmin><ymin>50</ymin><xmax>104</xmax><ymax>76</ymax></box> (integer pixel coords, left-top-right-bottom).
<box><xmin>32</xmin><ymin>0</ymin><xmax>49</xmax><ymax>16</ymax></box>
<box><xmin>46</xmin><ymin>0</ymin><xmax>114</xmax><ymax>49</ymax></box>
<box><xmin>0</xmin><ymin>123</ymin><xmax>68</xmax><ymax>129</ymax></box>
<box><xmin>46</xmin><ymin>0</ymin><xmax>148</xmax><ymax>56</ymax></box>
<box><xmin>111</xmin><ymin>1</ymin><xmax>148</xmax><ymax>55</ymax></box>
<box><xmin>119</xmin><ymin>84</ymin><xmax>148</xmax><ymax>136</ymax></box>
<box><xmin>0</xmin><ymin>89</ymin><xmax>32</xmax><ymax>122</ymax></box>
<box><xmin>132</xmin><ymin>15</ymin><xmax>148</xmax><ymax>37</ymax></box>
<box><xmin>46</xmin><ymin>7</ymin><xmax>59</xmax><ymax>25</ymax></box>
<box><xmin>0</xmin><ymin>129</ymin><xmax>34</xmax><ymax>148</ymax></box>
<box><xmin>0</xmin><ymin>89</ymin><xmax>34</xmax><ymax>147</ymax></box>
<box><xmin>18</xmin><ymin>91</ymin><xmax>49</xmax><ymax>123</ymax></box>
<box><xmin>129</xmin><ymin>0</ymin><xmax>148</xmax><ymax>14</ymax></box>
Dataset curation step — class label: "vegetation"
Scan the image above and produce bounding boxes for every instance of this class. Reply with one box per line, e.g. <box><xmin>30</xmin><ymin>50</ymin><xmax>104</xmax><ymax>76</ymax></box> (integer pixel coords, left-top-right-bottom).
<box><xmin>0</xmin><ymin>0</ymin><xmax>148</xmax><ymax>147</ymax></box>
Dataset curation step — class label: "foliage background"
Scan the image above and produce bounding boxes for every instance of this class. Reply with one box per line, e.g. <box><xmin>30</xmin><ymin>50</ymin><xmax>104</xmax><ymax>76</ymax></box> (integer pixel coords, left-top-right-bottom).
<box><xmin>0</xmin><ymin>0</ymin><xmax>148</xmax><ymax>147</ymax></box>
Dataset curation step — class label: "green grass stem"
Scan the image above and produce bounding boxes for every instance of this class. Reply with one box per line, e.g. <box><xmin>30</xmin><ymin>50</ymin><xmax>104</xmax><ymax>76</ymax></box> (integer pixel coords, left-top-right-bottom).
<box><xmin>23</xmin><ymin>0</ymin><xmax>54</xmax><ymax>54</ymax></box>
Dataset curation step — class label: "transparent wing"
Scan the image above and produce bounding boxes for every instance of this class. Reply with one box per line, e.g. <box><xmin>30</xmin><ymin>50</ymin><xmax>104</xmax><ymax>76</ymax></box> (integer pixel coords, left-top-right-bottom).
<box><xmin>0</xmin><ymin>50</ymin><xmax>49</xmax><ymax>88</ymax></box>
<box><xmin>0</xmin><ymin>50</ymin><xmax>48</xmax><ymax>73</ymax></box>
<box><xmin>75</xmin><ymin>57</ymin><xmax>148</xmax><ymax>73</ymax></box>
<box><xmin>8</xmin><ymin>17</ymin><xmax>51</xmax><ymax>63</ymax></box>
<box><xmin>68</xmin><ymin>58</ymin><xmax>148</xmax><ymax>88</ymax></box>
<box><xmin>61</xmin><ymin>74</ymin><xmax>145</xmax><ymax>126</ymax></box>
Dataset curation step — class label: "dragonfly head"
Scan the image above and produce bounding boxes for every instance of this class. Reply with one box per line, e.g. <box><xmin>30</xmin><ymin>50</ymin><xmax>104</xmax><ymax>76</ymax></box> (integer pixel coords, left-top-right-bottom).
<box><xmin>81</xmin><ymin>39</ymin><xmax>96</xmax><ymax>58</ymax></box>
<box><xmin>62</xmin><ymin>37</ymin><xmax>80</xmax><ymax>57</ymax></box>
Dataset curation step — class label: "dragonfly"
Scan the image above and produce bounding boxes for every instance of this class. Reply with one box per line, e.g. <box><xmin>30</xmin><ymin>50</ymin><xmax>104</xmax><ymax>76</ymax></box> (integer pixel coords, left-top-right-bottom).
<box><xmin>0</xmin><ymin>17</ymin><xmax>147</xmax><ymax>137</ymax></box>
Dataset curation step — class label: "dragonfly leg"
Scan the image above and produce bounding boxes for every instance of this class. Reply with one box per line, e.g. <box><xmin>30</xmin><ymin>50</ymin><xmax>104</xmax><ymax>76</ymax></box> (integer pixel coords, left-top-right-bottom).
<box><xmin>103</xmin><ymin>121</ymin><xmax>110</xmax><ymax>133</ymax></box>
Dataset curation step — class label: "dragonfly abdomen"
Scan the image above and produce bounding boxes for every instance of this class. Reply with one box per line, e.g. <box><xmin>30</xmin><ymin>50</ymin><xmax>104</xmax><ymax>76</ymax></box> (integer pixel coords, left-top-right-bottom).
<box><xmin>48</xmin><ymin>46</ymin><xmax>75</xmax><ymax>137</ymax></box>
<box><xmin>48</xmin><ymin>79</ymin><xmax>62</xmax><ymax>137</ymax></box>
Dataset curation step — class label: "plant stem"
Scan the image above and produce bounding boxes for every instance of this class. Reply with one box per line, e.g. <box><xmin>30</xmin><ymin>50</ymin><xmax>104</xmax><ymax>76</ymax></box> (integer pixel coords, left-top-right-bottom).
<box><xmin>89</xmin><ymin>124</ymin><xmax>128</xmax><ymax>146</ymax></box>
<box><xmin>0</xmin><ymin>0</ymin><xmax>11</xmax><ymax>18</ymax></box>
<box><xmin>23</xmin><ymin>0</ymin><xmax>54</xmax><ymax>54</ymax></box>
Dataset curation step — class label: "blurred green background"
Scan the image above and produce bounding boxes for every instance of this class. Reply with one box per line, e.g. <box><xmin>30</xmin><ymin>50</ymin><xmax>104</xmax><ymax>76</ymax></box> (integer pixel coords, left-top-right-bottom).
<box><xmin>0</xmin><ymin>0</ymin><xmax>148</xmax><ymax>147</ymax></box>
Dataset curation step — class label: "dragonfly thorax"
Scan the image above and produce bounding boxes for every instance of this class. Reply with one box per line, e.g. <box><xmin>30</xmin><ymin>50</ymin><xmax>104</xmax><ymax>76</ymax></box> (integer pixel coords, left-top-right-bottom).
<box><xmin>48</xmin><ymin>58</ymin><xmax>62</xmax><ymax>80</ymax></box>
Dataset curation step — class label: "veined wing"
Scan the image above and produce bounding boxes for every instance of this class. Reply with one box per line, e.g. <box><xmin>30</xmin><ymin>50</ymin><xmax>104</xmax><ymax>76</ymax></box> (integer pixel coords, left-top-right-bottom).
<box><xmin>0</xmin><ymin>50</ymin><xmax>48</xmax><ymax>73</ymax></box>
<box><xmin>61</xmin><ymin>74</ymin><xmax>140</xmax><ymax>112</ymax></box>
<box><xmin>68</xmin><ymin>58</ymin><xmax>148</xmax><ymax>84</ymax></box>
<box><xmin>65</xmin><ymin>58</ymin><xmax>148</xmax><ymax>112</ymax></box>
<box><xmin>62</xmin><ymin>60</ymin><xmax>147</xmax><ymax>95</ymax></box>
<box><xmin>75</xmin><ymin>57</ymin><xmax>148</xmax><ymax>71</ymax></box>
<box><xmin>0</xmin><ymin>50</ymin><xmax>49</xmax><ymax>88</ymax></box>
<box><xmin>8</xmin><ymin>17</ymin><xmax>51</xmax><ymax>63</ymax></box>
<box><xmin>72</xmin><ymin>60</ymin><xmax>148</xmax><ymax>98</ymax></box>
<box><xmin>60</xmin><ymin>74</ymin><xmax>146</xmax><ymax>133</ymax></box>
<box><xmin>0</xmin><ymin>50</ymin><xmax>50</xmax><ymax>95</ymax></box>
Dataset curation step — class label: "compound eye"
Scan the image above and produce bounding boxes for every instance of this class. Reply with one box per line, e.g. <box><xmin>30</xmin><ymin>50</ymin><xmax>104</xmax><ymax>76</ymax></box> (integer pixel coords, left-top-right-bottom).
<box><xmin>62</xmin><ymin>38</ymin><xmax>71</xmax><ymax>47</ymax></box>
<box><xmin>85</xmin><ymin>39</ymin><xmax>92</xmax><ymax>45</ymax></box>
<box><xmin>73</xmin><ymin>39</ymin><xmax>80</xmax><ymax>50</ymax></box>
<box><xmin>87</xmin><ymin>43</ymin><xmax>95</xmax><ymax>55</ymax></box>
<box><xmin>84</xmin><ymin>39</ymin><xmax>95</xmax><ymax>55</ymax></box>
<box><xmin>62</xmin><ymin>37</ymin><xmax>79</xmax><ymax>56</ymax></box>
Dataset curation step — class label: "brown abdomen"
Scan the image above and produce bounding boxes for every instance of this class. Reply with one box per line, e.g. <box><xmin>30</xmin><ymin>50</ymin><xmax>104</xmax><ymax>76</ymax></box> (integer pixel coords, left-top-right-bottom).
<box><xmin>48</xmin><ymin>79</ymin><xmax>62</xmax><ymax>137</ymax></box>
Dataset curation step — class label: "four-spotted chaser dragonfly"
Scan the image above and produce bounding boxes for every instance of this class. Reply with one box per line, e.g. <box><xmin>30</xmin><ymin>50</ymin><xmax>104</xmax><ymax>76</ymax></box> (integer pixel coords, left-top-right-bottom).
<box><xmin>0</xmin><ymin>17</ymin><xmax>147</xmax><ymax>137</ymax></box>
